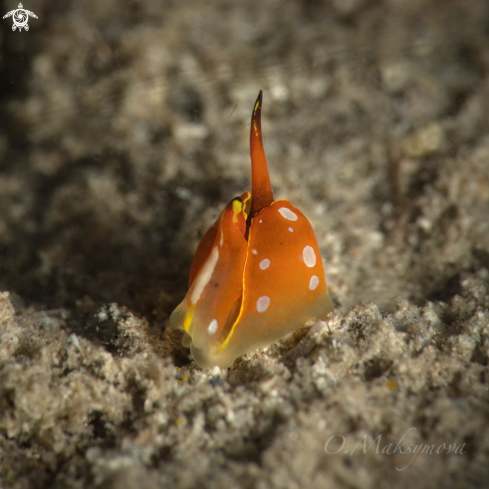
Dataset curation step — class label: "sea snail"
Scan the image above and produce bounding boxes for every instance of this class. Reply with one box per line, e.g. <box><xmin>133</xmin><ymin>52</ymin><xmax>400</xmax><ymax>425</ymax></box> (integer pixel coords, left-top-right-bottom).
<box><xmin>170</xmin><ymin>91</ymin><xmax>333</xmax><ymax>369</ymax></box>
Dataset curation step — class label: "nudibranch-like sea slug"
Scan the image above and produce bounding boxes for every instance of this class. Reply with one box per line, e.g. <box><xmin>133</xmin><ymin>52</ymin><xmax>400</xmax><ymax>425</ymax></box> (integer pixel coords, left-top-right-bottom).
<box><xmin>170</xmin><ymin>91</ymin><xmax>333</xmax><ymax>369</ymax></box>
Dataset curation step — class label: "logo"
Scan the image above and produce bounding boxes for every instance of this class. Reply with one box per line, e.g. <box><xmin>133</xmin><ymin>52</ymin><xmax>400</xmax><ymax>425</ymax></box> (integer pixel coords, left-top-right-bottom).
<box><xmin>3</xmin><ymin>3</ymin><xmax>38</xmax><ymax>31</ymax></box>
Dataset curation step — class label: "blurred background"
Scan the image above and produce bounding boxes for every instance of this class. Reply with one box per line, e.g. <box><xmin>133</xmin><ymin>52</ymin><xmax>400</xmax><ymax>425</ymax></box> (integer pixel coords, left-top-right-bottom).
<box><xmin>2</xmin><ymin>1</ymin><xmax>489</xmax><ymax>488</ymax></box>
<box><xmin>1</xmin><ymin>0</ymin><xmax>489</xmax><ymax>321</ymax></box>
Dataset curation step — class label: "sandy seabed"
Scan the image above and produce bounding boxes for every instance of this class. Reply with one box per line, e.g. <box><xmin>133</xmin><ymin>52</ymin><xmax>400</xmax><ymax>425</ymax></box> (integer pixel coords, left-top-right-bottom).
<box><xmin>1</xmin><ymin>0</ymin><xmax>489</xmax><ymax>487</ymax></box>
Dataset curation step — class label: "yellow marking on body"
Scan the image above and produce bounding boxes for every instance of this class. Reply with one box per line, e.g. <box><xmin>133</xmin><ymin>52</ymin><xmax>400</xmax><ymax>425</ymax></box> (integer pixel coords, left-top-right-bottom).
<box><xmin>218</xmin><ymin>200</ymin><xmax>283</xmax><ymax>353</ymax></box>
<box><xmin>183</xmin><ymin>306</ymin><xmax>195</xmax><ymax>332</ymax></box>
<box><xmin>254</xmin><ymin>100</ymin><xmax>260</xmax><ymax>114</ymax></box>
<box><xmin>242</xmin><ymin>193</ymin><xmax>251</xmax><ymax>220</ymax></box>
<box><xmin>232</xmin><ymin>199</ymin><xmax>243</xmax><ymax>224</ymax></box>
<box><xmin>217</xmin><ymin>219</ymin><xmax>254</xmax><ymax>354</ymax></box>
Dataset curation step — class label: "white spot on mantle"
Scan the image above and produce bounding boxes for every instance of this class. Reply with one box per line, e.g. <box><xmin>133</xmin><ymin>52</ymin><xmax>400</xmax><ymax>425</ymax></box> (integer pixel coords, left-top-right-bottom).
<box><xmin>288</xmin><ymin>227</ymin><xmax>294</xmax><ymax>232</ymax></box>
<box><xmin>191</xmin><ymin>246</ymin><xmax>219</xmax><ymax>304</ymax></box>
<box><xmin>309</xmin><ymin>275</ymin><xmax>319</xmax><ymax>291</ymax></box>
<box><xmin>278</xmin><ymin>207</ymin><xmax>298</xmax><ymax>221</ymax></box>
<box><xmin>207</xmin><ymin>319</ymin><xmax>218</xmax><ymax>335</ymax></box>
<box><xmin>256</xmin><ymin>296</ymin><xmax>270</xmax><ymax>313</ymax></box>
<box><xmin>259</xmin><ymin>258</ymin><xmax>270</xmax><ymax>270</ymax></box>
<box><xmin>303</xmin><ymin>246</ymin><xmax>316</xmax><ymax>268</ymax></box>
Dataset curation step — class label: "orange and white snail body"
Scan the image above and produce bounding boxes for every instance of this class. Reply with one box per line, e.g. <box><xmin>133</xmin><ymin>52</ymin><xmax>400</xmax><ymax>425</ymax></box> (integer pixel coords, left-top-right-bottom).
<box><xmin>170</xmin><ymin>91</ymin><xmax>333</xmax><ymax>369</ymax></box>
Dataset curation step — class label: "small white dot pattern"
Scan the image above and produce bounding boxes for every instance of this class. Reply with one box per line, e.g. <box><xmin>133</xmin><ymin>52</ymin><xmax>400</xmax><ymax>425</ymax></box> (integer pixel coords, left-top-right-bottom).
<box><xmin>256</xmin><ymin>296</ymin><xmax>270</xmax><ymax>313</ymax></box>
<box><xmin>303</xmin><ymin>246</ymin><xmax>316</xmax><ymax>268</ymax></box>
<box><xmin>207</xmin><ymin>319</ymin><xmax>218</xmax><ymax>335</ymax></box>
<box><xmin>309</xmin><ymin>275</ymin><xmax>319</xmax><ymax>291</ymax></box>
<box><xmin>278</xmin><ymin>207</ymin><xmax>298</xmax><ymax>221</ymax></box>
